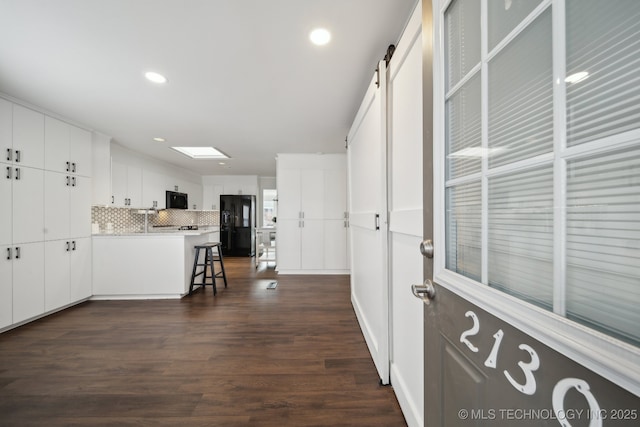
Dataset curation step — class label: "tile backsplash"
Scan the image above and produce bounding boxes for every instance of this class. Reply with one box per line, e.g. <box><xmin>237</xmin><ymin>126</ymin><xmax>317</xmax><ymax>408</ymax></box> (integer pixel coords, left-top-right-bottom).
<box><xmin>92</xmin><ymin>206</ymin><xmax>219</xmax><ymax>233</ymax></box>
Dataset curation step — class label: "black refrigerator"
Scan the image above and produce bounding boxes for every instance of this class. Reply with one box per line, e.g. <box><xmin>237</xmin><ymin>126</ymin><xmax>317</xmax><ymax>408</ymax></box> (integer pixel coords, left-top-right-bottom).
<box><xmin>220</xmin><ymin>195</ymin><xmax>256</xmax><ymax>256</ymax></box>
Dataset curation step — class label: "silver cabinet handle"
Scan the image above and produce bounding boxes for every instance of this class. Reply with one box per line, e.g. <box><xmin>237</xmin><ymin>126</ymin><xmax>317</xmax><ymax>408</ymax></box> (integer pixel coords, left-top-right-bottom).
<box><xmin>375</xmin><ymin>213</ymin><xmax>380</xmax><ymax>230</ymax></box>
<box><xmin>6</xmin><ymin>247</ymin><xmax>11</xmax><ymax>260</ymax></box>
<box><xmin>6</xmin><ymin>148</ymin><xmax>11</xmax><ymax>162</ymax></box>
<box><xmin>111</xmin><ymin>195</ymin><xmax>114</xmax><ymax>204</ymax></box>
<box><xmin>66</xmin><ymin>241</ymin><xmax>70</xmax><ymax>252</ymax></box>
<box><xmin>66</xmin><ymin>176</ymin><xmax>70</xmax><ymax>186</ymax></box>
<box><xmin>66</xmin><ymin>161</ymin><xmax>70</xmax><ymax>172</ymax></box>
<box><xmin>411</xmin><ymin>280</ymin><xmax>436</xmax><ymax>305</ymax></box>
<box><xmin>14</xmin><ymin>168</ymin><xmax>20</xmax><ymax>180</ymax></box>
<box><xmin>5</xmin><ymin>166</ymin><xmax>11</xmax><ymax>179</ymax></box>
<box><xmin>72</xmin><ymin>241</ymin><xmax>76</xmax><ymax>251</ymax></box>
<box><xmin>72</xmin><ymin>176</ymin><xmax>76</xmax><ymax>187</ymax></box>
<box><xmin>72</xmin><ymin>162</ymin><xmax>76</xmax><ymax>173</ymax></box>
<box><xmin>14</xmin><ymin>150</ymin><xmax>20</xmax><ymax>163</ymax></box>
<box><xmin>15</xmin><ymin>246</ymin><xmax>20</xmax><ymax>259</ymax></box>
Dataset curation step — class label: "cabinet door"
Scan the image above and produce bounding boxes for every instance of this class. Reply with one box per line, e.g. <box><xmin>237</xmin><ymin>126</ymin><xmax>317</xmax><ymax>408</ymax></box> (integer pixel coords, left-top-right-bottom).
<box><xmin>12</xmin><ymin>105</ymin><xmax>44</xmax><ymax>170</ymax></box>
<box><xmin>44</xmin><ymin>171</ymin><xmax>70</xmax><ymax>241</ymax></box>
<box><xmin>323</xmin><ymin>219</ymin><xmax>348</xmax><ymax>270</ymax></box>
<box><xmin>44</xmin><ymin>240</ymin><xmax>70</xmax><ymax>311</ymax></box>
<box><xmin>13</xmin><ymin>166</ymin><xmax>44</xmax><ymax>244</ymax></box>
<box><xmin>324</xmin><ymin>169</ymin><xmax>347</xmax><ymax>219</ymax></box>
<box><xmin>127</xmin><ymin>165</ymin><xmax>142</xmax><ymax>208</ymax></box>
<box><xmin>111</xmin><ymin>161</ymin><xmax>127</xmax><ymax>207</ymax></box>
<box><xmin>0</xmin><ymin>167</ymin><xmax>11</xmax><ymax>246</ymax></box>
<box><xmin>277</xmin><ymin>169</ymin><xmax>301</xmax><ymax>219</ymax></box>
<box><xmin>70</xmin><ymin>237</ymin><xmax>91</xmax><ymax>302</ymax></box>
<box><xmin>301</xmin><ymin>169</ymin><xmax>324</xmax><ymax>219</ymax></box>
<box><xmin>13</xmin><ymin>241</ymin><xmax>45</xmax><ymax>323</ymax></box>
<box><xmin>142</xmin><ymin>169</ymin><xmax>166</xmax><ymax>209</ymax></box>
<box><xmin>276</xmin><ymin>219</ymin><xmax>301</xmax><ymax>270</ymax></box>
<box><xmin>0</xmin><ymin>98</ymin><xmax>13</xmax><ymax>166</ymax></box>
<box><xmin>300</xmin><ymin>219</ymin><xmax>324</xmax><ymax>269</ymax></box>
<box><xmin>0</xmin><ymin>245</ymin><xmax>12</xmax><ymax>328</ymax></box>
<box><xmin>70</xmin><ymin>175</ymin><xmax>92</xmax><ymax>238</ymax></box>
<box><xmin>44</xmin><ymin>116</ymin><xmax>70</xmax><ymax>174</ymax></box>
<box><xmin>69</xmin><ymin>126</ymin><xmax>92</xmax><ymax>177</ymax></box>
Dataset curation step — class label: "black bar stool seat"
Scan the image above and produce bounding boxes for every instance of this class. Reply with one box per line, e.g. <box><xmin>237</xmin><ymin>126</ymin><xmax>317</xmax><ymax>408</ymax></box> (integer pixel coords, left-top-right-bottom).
<box><xmin>189</xmin><ymin>242</ymin><xmax>228</xmax><ymax>295</ymax></box>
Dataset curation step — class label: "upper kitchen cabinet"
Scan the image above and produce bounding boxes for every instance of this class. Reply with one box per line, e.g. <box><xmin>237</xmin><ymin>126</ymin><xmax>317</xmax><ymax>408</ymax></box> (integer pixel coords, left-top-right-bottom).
<box><xmin>142</xmin><ymin>169</ymin><xmax>167</xmax><ymax>209</ymax></box>
<box><xmin>12</xmin><ymin>105</ymin><xmax>44</xmax><ymax>169</ymax></box>
<box><xmin>45</xmin><ymin>117</ymin><xmax>92</xmax><ymax>177</ymax></box>
<box><xmin>111</xmin><ymin>161</ymin><xmax>142</xmax><ymax>208</ymax></box>
<box><xmin>0</xmin><ymin>99</ymin><xmax>11</xmax><ymax>167</ymax></box>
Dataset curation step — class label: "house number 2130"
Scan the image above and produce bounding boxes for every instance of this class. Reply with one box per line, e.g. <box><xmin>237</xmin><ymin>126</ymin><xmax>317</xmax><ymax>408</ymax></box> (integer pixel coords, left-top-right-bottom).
<box><xmin>459</xmin><ymin>310</ymin><xmax>603</xmax><ymax>427</ymax></box>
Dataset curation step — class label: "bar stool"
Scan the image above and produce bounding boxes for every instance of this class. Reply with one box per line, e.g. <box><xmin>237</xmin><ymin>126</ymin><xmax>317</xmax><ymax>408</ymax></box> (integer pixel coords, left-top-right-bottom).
<box><xmin>189</xmin><ymin>242</ymin><xmax>228</xmax><ymax>295</ymax></box>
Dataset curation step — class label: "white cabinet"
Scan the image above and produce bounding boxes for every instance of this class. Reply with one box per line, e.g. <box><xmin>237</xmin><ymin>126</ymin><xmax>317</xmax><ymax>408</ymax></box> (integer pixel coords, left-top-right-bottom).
<box><xmin>12</xmin><ymin>242</ymin><xmax>45</xmax><ymax>324</ymax></box>
<box><xmin>44</xmin><ymin>117</ymin><xmax>92</xmax><ymax>177</ymax></box>
<box><xmin>111</xmin><ymin>161</ymin><xmax>142</xmax><ymax>207</ymax></box>
<box><xmin>44</xmin><ymin>172</ymin><xmax>91</xmax><ymax>241</ymax></box>
<box><xmin>0</xmin><ymin>244</ymin><xmax>12</xmax><ymax>328</ymax></box>
<box><xmin>276</xmin><ymin>154</ymin><xmax>347</xmax><ymax>273</ymax></box>
<box><xmin>203</xmin><ymin>184</ymin><xmax>224</xmax><ymax>210</ymax></box>
<box><xmin>12</xmin><ymin>105</ymin><xmax>44</xmax><ymax>170</ymax></box>
<box><xmin>182</xmin><ymin>181</ymin><xmax>203</xmax><ymax>210</ymax></box>
<box><xmin>45</xmin><ymin>237</ymin><xmax>92</xmax><ymax>311</ymax></box>
<box><xmin>0</xmin><ymin>98</ymin><xmax>11</xmax><ymax>167</ymax></box>
<box><xmin>0</xmin><ymin>165</ymin><xmax>11</xmax><ymax>246</ymax></box>
<box><xmin>142</xmin><ymin>169</ymin><xmax>167</xmax><ymax>209</ymax></box>
<box><xmin>12</xmin><ymin>166</ymin><xmax>44</xmax><ymax>244</ymax></box>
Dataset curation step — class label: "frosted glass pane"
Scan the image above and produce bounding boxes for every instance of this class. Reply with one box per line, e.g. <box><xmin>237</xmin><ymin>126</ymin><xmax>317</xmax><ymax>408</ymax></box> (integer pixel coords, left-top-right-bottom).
<box><xmin>446</xmin><ymin>182</ymin><xmax>481</xmax><ymax>281</ymax></box>
<box><xmin>488</xmin><ymin>0</ymin><xmax>544</xmax><ymax>51</ymax></box>
<box><xmin>446</xmin><ymin>74</ymin><xmax>481</xmax><ymax>180</ymax></box>
<box><xmin>566</xmin><ymin>0</ymin><xmax>640</xmax><ymax>146</ymax></box>
<box><xmin>445</xmin><ymin>0</ymin><xmax>481</xmax><ymax>90</ymax></box>
<box><xmin>488</xmin><ymin>9</ymin><xmax>553</xmax><ymax>168</ymax></box>
<box><xmin>488</xmin><ymin>166</ymin><xmax>554</xmax><ymax>309</ymax></box>
<box><xmin>566</xmin><ymin>145</ymin><xmax>640</xmax><ymax>346</ymax></box>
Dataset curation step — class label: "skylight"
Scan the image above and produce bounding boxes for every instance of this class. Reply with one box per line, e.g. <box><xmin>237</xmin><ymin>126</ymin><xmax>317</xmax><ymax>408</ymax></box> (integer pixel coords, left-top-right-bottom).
<box><xmin>170</xmin><ymin>147</ymin><xmax>229</xmax><ymax>159</ymax></box>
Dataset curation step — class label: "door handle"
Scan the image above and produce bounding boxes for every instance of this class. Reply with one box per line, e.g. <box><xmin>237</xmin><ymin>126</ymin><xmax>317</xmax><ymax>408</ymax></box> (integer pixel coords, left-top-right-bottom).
<box><xmin>66</xmin><ymin>241</ymin><xmax>70</xmax><ymax>252</ymax></box>
<box><xmin>66</xmin><ymin>176</ymin><xmax>70</xmax><ymax>186</ymax></box>
<box><xmin>5</xmin><ymin>166</ymin><xmax>11</xmax><ymax>179</ymax></box>
<box><xmin>71</xmin><ymin>162</ymin><xmax>76</xmax><ymax>173</ymax></box>
<box><xmin>15</xmin><ymin>246</ymin><xmax>20</xmax><ymax>259</ymax></box>
<box><xmin>412</xmin><ymin>279</ymin><xmax>436</xmax><ymax>305</ymax></box>
<box><xmin>6</xmin><ymin>247</ymin><xmax>11</xmax><ymax>260</ymax></box>
<box><xmin>66</xmin><ymin>161</ymin><xmax>70</xmax><ymax>172</ymax></box>
<box><xmin>72</xmin><ymin>241</ymin><xmax>76</xmax><ymax>251</ymax></box>
<box><xmin>14</xmin><ymin>168</ymin><xmax>20</xmax><ymax>180</ymax></box>
<box><xmin>14</xmin><ymin>150</ymin><xmax>20</xmax><ymax>163</ymax></box>
<box><xmin>72</xmin><ymin>177</ymin><xmax>76</xmax><ymax>187</ymax></box>
<box><xmin>6</xmin><ymin>148</ymin><xmax>11</xmax><ymax>162</ymax></box>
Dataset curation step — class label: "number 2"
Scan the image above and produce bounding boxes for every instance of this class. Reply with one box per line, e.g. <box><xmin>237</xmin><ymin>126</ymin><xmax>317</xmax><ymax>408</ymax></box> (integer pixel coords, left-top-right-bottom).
<box><xmin>460</xmin><ymin>311</ymin><xmax>480</xmax><ymax>352</ymax></box>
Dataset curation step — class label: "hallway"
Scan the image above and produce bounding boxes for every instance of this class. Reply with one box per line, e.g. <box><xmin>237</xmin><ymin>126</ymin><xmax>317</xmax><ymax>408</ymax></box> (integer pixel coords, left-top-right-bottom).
<box><xmin>0</xmin><ymin>258</ymin><xmax>406</xmax><ymax>426</ymax></box>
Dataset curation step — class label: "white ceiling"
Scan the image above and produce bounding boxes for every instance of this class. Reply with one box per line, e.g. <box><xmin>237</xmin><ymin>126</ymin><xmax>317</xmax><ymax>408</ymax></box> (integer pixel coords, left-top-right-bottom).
<box><xmin>0</xmin><ymin>0</ymin><xmax>417</xmax><ymax>176</ymax></box>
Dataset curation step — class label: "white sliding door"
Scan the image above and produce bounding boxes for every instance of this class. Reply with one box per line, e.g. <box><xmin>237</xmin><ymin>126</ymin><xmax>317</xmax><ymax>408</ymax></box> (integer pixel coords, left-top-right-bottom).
<box><xmin>348</xmin><ymin>64</ymin><xmax>390</xmax><ymax>383</ymax></box>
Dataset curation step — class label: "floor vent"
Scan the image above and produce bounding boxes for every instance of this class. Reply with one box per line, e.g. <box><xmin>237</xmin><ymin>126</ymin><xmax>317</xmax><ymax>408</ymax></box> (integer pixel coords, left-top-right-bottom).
<box><xmin>266</xmin><ymin>281</ymin><xmax>278</xmax><ymax>290</ymax></box>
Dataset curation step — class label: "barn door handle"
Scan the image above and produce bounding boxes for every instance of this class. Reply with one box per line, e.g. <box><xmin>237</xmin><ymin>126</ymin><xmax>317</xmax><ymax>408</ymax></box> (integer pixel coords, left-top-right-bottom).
<box><xmin>412</xmin><ymin>280</ymin><xmax>436</xmax><ymax>305</ymax></box>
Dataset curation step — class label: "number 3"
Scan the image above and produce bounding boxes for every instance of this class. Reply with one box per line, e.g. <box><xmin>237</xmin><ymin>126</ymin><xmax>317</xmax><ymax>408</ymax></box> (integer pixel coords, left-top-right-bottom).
<box><xmin>504</xmin><ymin>344</ymin><xmax>540</xmax><ymax>395</ymax></box>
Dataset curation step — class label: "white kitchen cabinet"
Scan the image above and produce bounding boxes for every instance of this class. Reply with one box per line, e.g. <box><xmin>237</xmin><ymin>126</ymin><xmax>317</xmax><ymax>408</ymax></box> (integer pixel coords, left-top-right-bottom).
<box><xmin>44</xmin><ymin>171</ymin><xmax>70</xmax><ymax>241</ymax></box>
<box><xmin>182</xmin><ymin>181</ymin><xmax>203</xmax><ymax>210</ymax></box>
<box><xmin>44</xmin><ymin>240</ymin><xmax>71</xmax><ymax>311</ymax></box>
<box><xmin>0</xmin><ymin>98</ymin><xmax>12</xmax><ymax>167</ymax></box>
<box><xmin>12</xmin><ymin>166</ymin><xmax>44</xmax><ymax>244</ymax></box>
<box><xmin>111</xmin><ymin>161</ymin><xmax>142</xmax><ymax>207</ymax></box>
<box><xmin>70</xmin><ymin>175</ymin><xmax>91</xmax><ymax>238</ymax></box>
<box><xmin>142</xmin><ymin>169</ymin><xmax>167</xmax><ymax>209</ymax></box>
<box><xmin>12</xmin><ymin>105</ymin><xmax>44</xmax><ymax>170</ymax></box>
<box><xmin>0</xmin><ymin>244</ymin><xmax>12</xmax><ymax>328</ymax></box>
<box><xmin>203</xmin><ymin>184</ymin><xmax>224</xmax><ymax>210</ymax></box>
<box><xmin>45</xmin><ymin>117</ymin><xmax>92</xmax><ymax>177</ymax></box>
<box><xmin>12</xmin><ymin>241</ymin><xmax>45</xmax><ymax>324</ymax></box>
<box><xmin>0</xmin><ymin>165</ymin><xmax>11</xmax><ymax>246</ymax></box>
<box><xmin>45</xmin><ymin>237</ymin><xmax>91</xmax><ymax>311</ymax></box>
<box><xmin>276</xmin><ymin>154</ymin><xmax>347</xmax><ymax>273</ymax></box>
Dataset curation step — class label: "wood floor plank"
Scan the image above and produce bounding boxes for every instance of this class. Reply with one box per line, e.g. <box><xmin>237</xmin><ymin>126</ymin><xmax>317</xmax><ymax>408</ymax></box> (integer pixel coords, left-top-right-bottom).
<box><xmin>0</xmin><ymin>258</ymin><xmax>406</xmax><ymax>426</ymax></box>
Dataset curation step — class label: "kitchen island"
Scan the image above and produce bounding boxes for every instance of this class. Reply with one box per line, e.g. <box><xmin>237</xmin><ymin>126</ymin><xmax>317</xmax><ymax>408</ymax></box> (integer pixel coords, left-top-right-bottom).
<box><xmin>92</xmin><ymin>228</ymin><xmax>220</xmax><ymax>299</ymax></box>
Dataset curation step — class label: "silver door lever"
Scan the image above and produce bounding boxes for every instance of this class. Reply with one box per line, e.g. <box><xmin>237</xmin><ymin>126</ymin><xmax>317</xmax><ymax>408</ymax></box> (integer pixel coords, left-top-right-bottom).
<box><xmin>411</xmin><ymin>279</ymin><xmax>436</xmax><ymax>304</ymax></box>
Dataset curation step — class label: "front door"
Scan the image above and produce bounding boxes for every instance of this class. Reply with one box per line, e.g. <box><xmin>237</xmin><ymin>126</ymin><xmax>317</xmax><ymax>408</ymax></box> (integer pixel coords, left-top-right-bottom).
<box><xmin>420</xmin><ymin>0</ymin><xmax>640</xmax><ymax>425</ymax></box>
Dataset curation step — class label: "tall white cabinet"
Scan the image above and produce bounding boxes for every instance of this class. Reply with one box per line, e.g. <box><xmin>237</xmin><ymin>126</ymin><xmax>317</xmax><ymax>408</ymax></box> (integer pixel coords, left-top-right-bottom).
<box><xmin>276</xmin><ymin>154</ymin><xmax>348</xmax><ymax>274</ymax></box>
<box><xmin>0</xmin><ymin>97</ymin><xmax>92</xmax><ymax>330</ymax></box>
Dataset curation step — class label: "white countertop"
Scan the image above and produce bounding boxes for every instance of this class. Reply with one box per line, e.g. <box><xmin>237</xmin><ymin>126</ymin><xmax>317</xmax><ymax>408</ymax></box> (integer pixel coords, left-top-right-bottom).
<box><xmin>93</xmin><ymin>227</ymin><xmax>219</xmax><ymax>237</ymax></box>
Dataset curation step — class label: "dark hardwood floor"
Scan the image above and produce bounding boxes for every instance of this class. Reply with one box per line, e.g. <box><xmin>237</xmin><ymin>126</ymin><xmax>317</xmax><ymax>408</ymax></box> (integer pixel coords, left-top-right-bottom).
<box><xmin>0</xmin><ymin>257</ymin><xmax>406</xmax><ymax>426</ymax></box>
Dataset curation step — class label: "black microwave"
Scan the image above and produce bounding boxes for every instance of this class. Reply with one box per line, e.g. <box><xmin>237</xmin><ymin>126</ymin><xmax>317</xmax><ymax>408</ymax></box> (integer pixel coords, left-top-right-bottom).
<box><xmin>166</xmin><ymin>191</ymin><xmax>188</xmax><ymax>209</ymax></box>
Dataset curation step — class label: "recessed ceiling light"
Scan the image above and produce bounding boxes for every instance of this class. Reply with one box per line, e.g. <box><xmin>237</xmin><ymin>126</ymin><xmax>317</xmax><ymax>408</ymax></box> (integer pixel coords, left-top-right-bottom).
<box><xmin>565</xmin><ymin>71</ymin><xmax>589</xmax><ymax>84</ymax></box>
<box><xmin>145</xmin><ymin>71</ymin><xmax>167</xmax><ymax>84</ymax></box>
<box><xmin>218</xmin><ymin>162</ymin><xmax>226</xmax><ymax>165</ymax></box>
<box><xmin>170</xmin><ymin>146</ymin><xmax>229</xmax><ymax>159</ymax></box>
<box><xmin>310</xmin><ymin>28</ymin><xmax>331</xmax><ymax>46</ymax></box>
<box><xmin>153</xmin><ymin>137</ymin><xmax>165</xmax><ymax>142</ymax></box>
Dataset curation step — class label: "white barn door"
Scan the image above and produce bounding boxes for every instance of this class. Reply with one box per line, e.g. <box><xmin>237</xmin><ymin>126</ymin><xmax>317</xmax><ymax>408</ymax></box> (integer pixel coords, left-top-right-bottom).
<box><xmin>348</xmin><ymin>65</ymin><xmax>390</xmax><ymax>383</ymax></box>
<box><xmin>387</xmin><ymin>4</ymin><xmax>424</xmax><ymax>426</ymax></box>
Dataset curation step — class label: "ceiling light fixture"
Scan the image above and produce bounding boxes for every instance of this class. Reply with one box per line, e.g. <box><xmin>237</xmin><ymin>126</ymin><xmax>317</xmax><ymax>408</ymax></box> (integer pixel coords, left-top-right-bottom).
<box><xmin>219</xmin><ymin>162</ymin><xmax>226</xmax><ymax>165</ymax></box>
<box><xmin>145</xmin><ymin>71</ymin><xmax>167</xmax><ymax>84</ymax></box>
<box><xmin>153</xmin><ymin>137</ymin><xmax>165</xmax><ymax>142</ymax></box>
<box><xmin>310</xmin><ymin>28</ymin><xmax>331</xmax><ymax>46</ymax></box>
<box><xmin>170</xmin><ymin>146</ymin><xmax>229</xmax><ymax>159</ymax></box>
<box><xmin>565</xmin><ymin>71</ymin><xmax>589</xmax><ymax>84</ymax></box>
